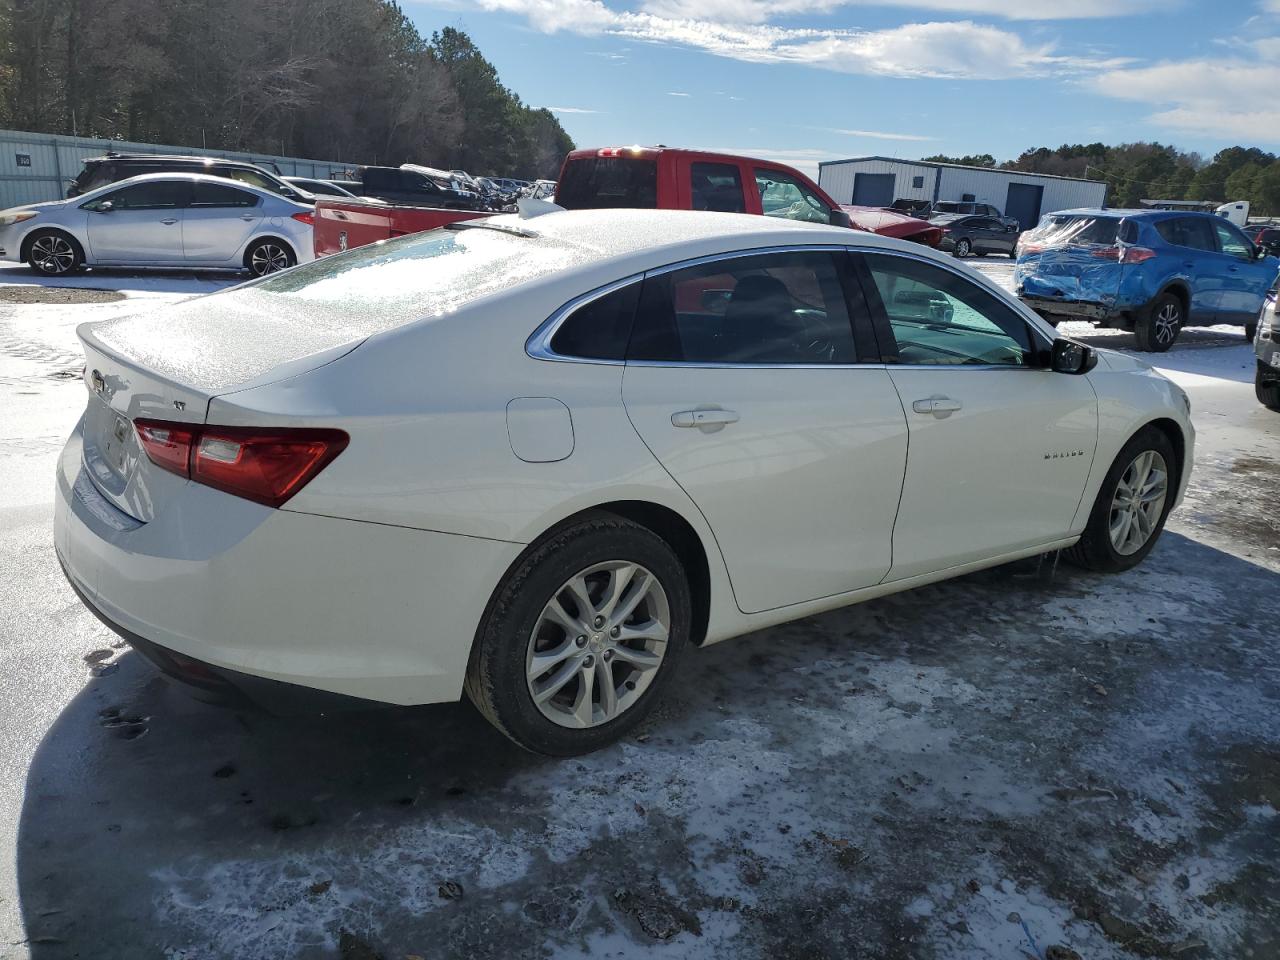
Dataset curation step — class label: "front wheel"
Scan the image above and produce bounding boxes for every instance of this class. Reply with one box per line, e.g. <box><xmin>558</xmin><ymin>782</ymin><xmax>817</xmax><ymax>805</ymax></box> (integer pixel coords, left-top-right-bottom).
<box><xmin>953</xmin><ymin>238</ymin><xmax>971</xmax><ymax>258</ymax></box>
<box><xmin>244</xmin><ymin>238</ymin><xmax>295</xmax><ymax>277</ymax></box>
<box><xmin>26</xmin><ymin>230</ymin><xmax>83</xmax><ymax>276</ymax></box>
<box><xmin>1257</xmin><ymin>360</ymin><xmax>1280</xmax><ymax>411</ymax></box>
<box><xmin>1134</xmin><ymin>293</ymin><xmax>1183</xmax><ymax>352</ymax></box>
<box><xmin>1067</xmin><ymin>426</ymin><xmax>1177</xmax><ymax>573</ymax></box>
<box><xmin>465</xmin><ymin>513</ymin><xmax>691</xmax><ymax>756</ymax></box>
<box><xmin>1245</xmin><ymin>320</ymin><xmax>1258</xmax><ymax>342</ymax></box>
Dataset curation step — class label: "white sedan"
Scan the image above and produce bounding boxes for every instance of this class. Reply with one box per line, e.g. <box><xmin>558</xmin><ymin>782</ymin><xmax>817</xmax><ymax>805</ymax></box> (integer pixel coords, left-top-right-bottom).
<box><xmin>0</xmin><ymin>172</ymin><xmax>315</xmax><ymax>277</ymax></box>
<box><xmin>55</xmin><ymin>209</ymin><xmax>1193</xmax><ymax>755</ymax></box>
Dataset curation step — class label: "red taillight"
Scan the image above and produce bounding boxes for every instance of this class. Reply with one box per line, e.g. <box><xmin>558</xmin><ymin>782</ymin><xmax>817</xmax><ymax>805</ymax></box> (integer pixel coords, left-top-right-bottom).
<box><xmin>135</xmin><ymin>420</ymin><xmax>197</xmax><ymax>477</ymax></box>
<box><xmin>291</xmin><ymin>211</ymin><xmax>315</xmax><ymax>225</ymax></box>
<box><xmin>133</xmin><ymin>419</ymin><xmax>348</xmax><ymax>508</ymax></box>
<box><xmin>1121</xmin><ymin>246</ymin><xmax>1157</xmax><ymax>264</ymax></box>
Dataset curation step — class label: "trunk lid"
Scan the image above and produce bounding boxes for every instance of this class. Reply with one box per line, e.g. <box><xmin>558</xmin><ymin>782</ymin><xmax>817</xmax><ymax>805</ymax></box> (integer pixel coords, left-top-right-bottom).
<box><xmin>1015</xmin><ymin>214</ymin><xmax>1125</xmax><ymax>306</ymax></box>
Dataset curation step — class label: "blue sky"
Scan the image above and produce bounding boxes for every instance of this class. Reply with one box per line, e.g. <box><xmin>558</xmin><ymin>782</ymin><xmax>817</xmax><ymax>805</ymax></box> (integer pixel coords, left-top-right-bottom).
<box><xmin>408</xmin><ymin>0</ymin><xmax>1280</xmax><ymax>176</ymax></box>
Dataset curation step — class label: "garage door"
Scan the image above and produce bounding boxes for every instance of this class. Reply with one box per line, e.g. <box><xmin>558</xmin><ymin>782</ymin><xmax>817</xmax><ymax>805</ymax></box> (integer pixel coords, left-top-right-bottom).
<box><xmin>852</xmin><ymin>173</ymin><xmax>895</xmax><ymax>206</ymax></box>
<box><xmin>1005</xmin><ymin>183</ymin><xmax>1044</xmax><ymax>230</ymax></box>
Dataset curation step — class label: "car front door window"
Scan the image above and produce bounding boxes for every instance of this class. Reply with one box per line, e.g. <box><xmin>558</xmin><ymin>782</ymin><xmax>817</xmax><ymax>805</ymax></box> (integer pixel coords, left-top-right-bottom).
<box><xmin>1212</xmin><ymin>219</ymin><xmax>1252</xmax><ymax>260</ymax></box>
<box><xmin>863</xmin><ymin>253</ymin><xmax>1032</xmax><ymax>366</ymax></box>
<box><xmin>753</xmin><ymin>169</ymin><xmax>830</xmax><ymax>224</ymax></box>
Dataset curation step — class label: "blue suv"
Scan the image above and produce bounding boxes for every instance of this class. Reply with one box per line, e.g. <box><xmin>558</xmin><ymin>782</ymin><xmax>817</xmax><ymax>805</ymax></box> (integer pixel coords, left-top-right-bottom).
<box><xmin>1015</xmin><ymin>209</ymin><xmax>1279</xmax><ymax>351</ymax></box>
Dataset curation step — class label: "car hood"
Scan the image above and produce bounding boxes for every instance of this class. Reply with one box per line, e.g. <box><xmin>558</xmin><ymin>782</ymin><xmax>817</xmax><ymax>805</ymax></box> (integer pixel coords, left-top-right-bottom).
<box><xmin>840</xmin><ymin>205</ymin><xmax>939</xmax><ymax>239</ymax></box>
<box><xmin>1093</xmin><ymin>346</ymin><xmax>1152</xmax><ymax>373</ymax></box>
<box><xmin>1</xmin><ymin>198</ymin><xmax>67</xmax><ymax>215</ymax></box>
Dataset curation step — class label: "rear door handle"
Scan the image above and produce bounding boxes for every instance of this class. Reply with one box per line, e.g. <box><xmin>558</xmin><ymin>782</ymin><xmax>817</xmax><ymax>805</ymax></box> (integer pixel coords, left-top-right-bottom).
<box><xmin>240</xmin><ymin>214</ymin><xmax>257</xmax><ymax>221</ymax></box>
<box><xmin>671</xmin><ymin>409</ymin><xmax>740</xmax><ymax>428</ymax></box>
<box><xmin>160</xmin><ymin>218</ymin><xmax>178</xmax><ymax>225</ymax></box>
<box><xmin>912</xmin><ymin>396</ymin><xmax>962</xmax><ymax>418</ymax></box>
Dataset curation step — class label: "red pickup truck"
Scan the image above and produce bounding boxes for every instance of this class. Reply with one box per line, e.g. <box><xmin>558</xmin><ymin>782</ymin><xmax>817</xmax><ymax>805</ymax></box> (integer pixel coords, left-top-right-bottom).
<box><xmin>313</xmin><ymin>146</ymin><xmax>938</xmax><ymax>256</ymax></box>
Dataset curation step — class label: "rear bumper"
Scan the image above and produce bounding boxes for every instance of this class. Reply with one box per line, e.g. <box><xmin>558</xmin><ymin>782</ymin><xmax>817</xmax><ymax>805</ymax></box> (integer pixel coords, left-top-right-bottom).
<box><xmin>1018</xmin><ymin>295</ymin><xmax>1113</xmax><ymax>321</ymax></box>
<box><xmin>55</xmin><ymin>417</ymin><xmax>522</xmax><ymax>706</ymax></box>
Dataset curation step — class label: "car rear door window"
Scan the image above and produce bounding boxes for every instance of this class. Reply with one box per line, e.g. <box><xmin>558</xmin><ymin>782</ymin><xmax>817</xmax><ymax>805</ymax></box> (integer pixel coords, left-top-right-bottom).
<box><xmin>628</xmin><ymin>250</ymin><xmax>855</xmax><ymax>364</ymax></box>
<box><xmin>690</xmin><ymin>162</ymin><xmax>746</xmax><ymax>213</ymax></box>
<box><xmin>93</xmin><ymin>180</ymin><xmax>191</xmax><ymax>210</ymax></box>
<box><xmin>1211</xmin><ymin>219</ymin><xmax>1252</xmax><ymax>259</ymax></box>
<box><xmin>1155</xmin><ymin>217</ymin><xmax>1215</xmax><ymax>251</ymax></box>
<box><xmin>862</xmin><ymin>253</ymin><xmax>1032</xmax><ymax>366</ymax></box>
<box><xmin>191</xmin><ymin>182</ymin><xmax>259</xmax><ymax>208</ymax></box>
<box><xmin>753</xmin><ymin>169</ymin><xmax>831</xmax><ymax>224</ymax></box>
<box><xmin>548</xmin><ymin>281</ymin><xmax>641</xmax><ymax>361</ymax></box>
<box><xmin>556</xmin><ymin>157</ymin><xmax>658</xmax><ymax>210</ymax></box>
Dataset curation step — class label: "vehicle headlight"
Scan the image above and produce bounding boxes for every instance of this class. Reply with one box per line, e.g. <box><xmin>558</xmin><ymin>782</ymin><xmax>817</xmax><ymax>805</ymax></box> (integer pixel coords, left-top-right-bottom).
<box><xmin>0</xmin><ymin>211</ymin><xmax>37</xmax><ymax>226</ymax></box>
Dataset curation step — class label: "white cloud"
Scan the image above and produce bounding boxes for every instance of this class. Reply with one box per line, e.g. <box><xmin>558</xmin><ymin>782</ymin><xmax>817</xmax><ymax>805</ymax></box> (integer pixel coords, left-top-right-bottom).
<box><xmin>641</xmin><ymin>0</ymin><xmax>1163</xmax><ymax>24</ymax></box>
<box><xmin>547</xmin><ymin>105</ymin><xmax>601</xmax><ymax>113</ymax></box>
<box><xmin>464</xmin><ymin>0</ymin><xmax>1122</xmax><ymax>79</ymax></box>
<box><xmin>1090</xmin><ymin>57</ymin><xmax>1280</xmax><ymax>142</ymax></box>
<box><xmin>820</xmin><ymin>126</ymin><xmax>936</xmax><ymax>141</ymax></box>
<box><xmin>691</xmin><ymin>145</ymin><xmax>850</xmax><ymax>177</ymax></box>
<box><xmin>667</xmin><ymin>91</ymin><xmax>692</xmax><ymax>96</ymax></box>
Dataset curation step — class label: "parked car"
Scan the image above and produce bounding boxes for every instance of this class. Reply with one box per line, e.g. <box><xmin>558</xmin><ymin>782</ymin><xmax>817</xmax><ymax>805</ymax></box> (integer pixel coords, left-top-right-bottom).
<box><xmin>56</xmin><ymin>208</ymin><xmax>1192</xmax><ymax>756</ymax></box>
<box><xmin>838</xmin><ymin>205</ymin><xmax>941</xmax><ymax>246</ymax></box>
<box><xmin>0</xmin><ymin>173</ymin><xmax>314</xmax><ymax>276</ymax></box>
<box><xmin>1016</xmin><ymin>209</ymin><xmax>1280</xmax><ymax>351</ymax></box>
<box><xmin>930</xmin><ymin>200</ymin><xmax>1019</xmax><ymax>230</ymax></box>
<box><xmin>352</xmin><ymin>165</ymin><xmax>482</xmax><ymax>209</ymax></box>
<box><xmin>935</xmin><ymin>214</ymin><xmax>1019</xmax><ymax>258</ymax></box>
<box><xmin>525</xmin><ymin>179</ymin><xmax>557</xmax><ymax>200</ymax></box>
<box><xmin>1248</xmin><ymin>224</ymin><xmax>1280</xmax><ymax>256</ymax></box>
<box><xmin>1256</xmin><ymin>294</ymin><xmax>1280</xmax><ymax>410</ymax></box>
<box><xmin>283</xmin><ymin>176</ymin><xmax>358</xmax><ymax>198</ymax></box>
<box><xmin>67</xmin><ymin>154</ymin><xmax>314</xmax><ymax>203</ymax></box>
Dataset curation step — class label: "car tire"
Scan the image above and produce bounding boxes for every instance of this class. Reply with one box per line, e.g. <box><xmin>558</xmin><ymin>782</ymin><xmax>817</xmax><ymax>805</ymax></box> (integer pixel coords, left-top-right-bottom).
<box><xmin>1257</xmin><ymin>360</ymin><xmax>1280</xmax><ymax>411</ymax></box>
<box><xmin>1008</xmin><ymin>248</ymin><xmax>1018</xmax><ymax>259</ymax></box>
<box><xmin>954</xmin><ymin>238</ymin><xmax>971</xmax><ymax>258</ymax></box>
<box><xmin>1066</xmin><ymin>426</ymin><xmax>1177</xmax><ymax>573</ymax></box>
<box><xmin>244</xmin><ymin>238</ymin><xmax>295</xmax><ymax>277</ymax></box>
<box><xmin>464</xmin><ymin>512</ymin><xmax>691</xmax><ymax>756</ymax></box>
<box><xmin>1245</xmin><ymin>320</ymin><xmax>1258</xmax><ymax>342</ymax></box>
<box><xmin>1134</xmin><ymin>292</ymin><xmax>1183</xmax><ymax>352</ymax></box>
<box><xmin>25</xmin><ymin>230</ymin><xmax>83</xmax><ymax>276</ymax></box>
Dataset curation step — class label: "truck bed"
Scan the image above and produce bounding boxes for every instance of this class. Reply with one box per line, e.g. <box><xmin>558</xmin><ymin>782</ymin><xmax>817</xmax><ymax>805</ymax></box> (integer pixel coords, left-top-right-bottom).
<box><xmin>314</xmin><ymin>199</ymin><xmax>490</xmax><ymax>257</ymax></box>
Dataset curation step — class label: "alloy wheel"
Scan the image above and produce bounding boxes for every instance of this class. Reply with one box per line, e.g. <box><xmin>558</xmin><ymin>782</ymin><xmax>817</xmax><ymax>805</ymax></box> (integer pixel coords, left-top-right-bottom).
<box><xmin>250</xmin><ymin>243</ymin><xmax>290</xmax><ymax>276</ymax></box>
<box><xmin>1108</xmin><ymin>450</ymin><xmax>1168</xmax><ymax>556</ymax></box>
<box><xmin>525</xmin><ymin>560</ymin><xmax>670</xmax><ymax>728</ymax></box>
<box><xmin>31</xmin><ymin>236</ymin><xmax>75</xmax><ymax>274</ymax></box>
<box><xmin>955</xmin><ymin>239</ymin><xmax>971</xmax><ymax>257</ymax></box>
<box><xmin>1154</xmin><ymin>302</ymin><xmax>1181</xmax><ymax>347</ymax></box>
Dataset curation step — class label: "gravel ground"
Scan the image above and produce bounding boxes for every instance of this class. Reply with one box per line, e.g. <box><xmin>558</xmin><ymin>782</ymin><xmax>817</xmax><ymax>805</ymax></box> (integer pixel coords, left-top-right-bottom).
<box><xmin>1</xmin><ymin>260</ymin><xmax>1277</xmax><ymax>960</ymax></box>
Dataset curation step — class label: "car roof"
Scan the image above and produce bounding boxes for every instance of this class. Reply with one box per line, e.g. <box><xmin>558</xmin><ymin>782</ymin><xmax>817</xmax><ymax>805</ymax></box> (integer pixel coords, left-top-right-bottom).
<box><xmin>76</xmin><ymin>171</ymin><xmax>293</xmax><ymax>199</ymax></box>
<box><xmin>83</xmin><ymin>154</ymin><xmax>267</xmax><ymax>168</ymax></box>
<box><xmin>1049</xmin><ymin>207</ymin><xmax>1213</xmax><ymax>221</ymax></box>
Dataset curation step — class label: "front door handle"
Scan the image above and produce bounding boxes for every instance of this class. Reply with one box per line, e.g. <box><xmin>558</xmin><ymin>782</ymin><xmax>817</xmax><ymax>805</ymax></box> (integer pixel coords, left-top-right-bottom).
<box><xmin>912</xmin><ymin>396</ymin><xmax>962</xmax><ymax>418</ymax></box>
<box><xmin>241</xmin><ymin>214</ymin><xmax>257</xmax><ymax>221</ymax></box>
<box><xmin>160</xmin><ymin>218</ymin><xmax>178</xmax><ymax>225</ymax></box>
<box><xmin>671</xmin><ymin>408</ymin><xmax>740</xmax><ymax>429</ymax></box>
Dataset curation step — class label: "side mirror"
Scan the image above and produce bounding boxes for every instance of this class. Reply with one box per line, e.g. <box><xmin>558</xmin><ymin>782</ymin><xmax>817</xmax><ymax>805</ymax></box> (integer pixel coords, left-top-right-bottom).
<box><xmin>1051</xmin><ymin>337</ymin><xmax>1097</xmax><ymax>375</ymax></box>
<box><xmin>829</xmin><ymin>208</ymin><xmax>852</xmax><ymax>229</ymax></box>
<box><xmin>1255</xmin><ymin>243</ymin><xmax>1271</xmax><ymax>261</ymax></box>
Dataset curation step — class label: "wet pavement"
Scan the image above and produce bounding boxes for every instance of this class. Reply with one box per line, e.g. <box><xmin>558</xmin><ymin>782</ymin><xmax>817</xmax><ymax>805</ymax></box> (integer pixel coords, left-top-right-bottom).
<box><xmin>1</xmin><ymin>263</ymin><xmax>1278</xmax><ymax>959</ymax></box>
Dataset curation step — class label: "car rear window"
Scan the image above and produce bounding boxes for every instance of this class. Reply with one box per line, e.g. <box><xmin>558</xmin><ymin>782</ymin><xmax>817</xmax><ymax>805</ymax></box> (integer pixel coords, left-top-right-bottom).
<box><xmin>556</xmin><ymin>157</ymin><xmax>658</xmax><ymax>210</ymax></box>
<box><xmin>1024</xmin><ymin>215</ymin><xmax>1120</xmax><ymax>247</ymax></box>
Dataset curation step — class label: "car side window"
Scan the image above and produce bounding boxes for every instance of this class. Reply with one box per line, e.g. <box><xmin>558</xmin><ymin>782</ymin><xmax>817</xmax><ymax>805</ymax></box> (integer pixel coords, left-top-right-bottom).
<box><xmin>1211</xmin><ymin>219</ymin><xmax>1252</xmax><ymax>260</ymax></box>
<box><xmin>753</xmin><ymin>169</ymin><xmax>831</xmax><ymax>224</ymax></box>
<box><xmin>87</xmin><ymin>180</ymin><xmax>190</xmax><ymax>211</ymax></box>
<box><xmin>548</xmin><ymin>281</ymin><xmax>641</xmax><ymax>361</ymax></box>
<box><xmin>1156</xmin><ymin>217</ymin><xmax>1215</xmax><ymax>251</ymax></box>
<box><xmin>862</xmin><ymin>253</ymin><xmax>1032</xmax><ymax>367</ymax></box>
<box><xmin>191</xmin><ymin>182</ymin><xmax>259</xmax><ymax>208</ymax></box>
<box><xmin>628</xmin><ymin>250</ymin><xmax>855</xmax><ymax>364</ymax></box>
<box><xmin>223</xmin><ymin>168</ymin><xmax>283</xmax><ymax>195</ymax></box>
<box><xmin>690</xmin><ymin>162</ymin><xmax>746</xmax><ymax>213</ymax></box>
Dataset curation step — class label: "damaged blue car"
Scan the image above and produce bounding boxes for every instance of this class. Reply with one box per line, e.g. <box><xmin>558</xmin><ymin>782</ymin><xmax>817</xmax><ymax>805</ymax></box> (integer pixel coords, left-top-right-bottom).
<box><xmin>1015</xmin><ymin>209</ymin><xmax>1279</xmax><ymax>352</ymax></box>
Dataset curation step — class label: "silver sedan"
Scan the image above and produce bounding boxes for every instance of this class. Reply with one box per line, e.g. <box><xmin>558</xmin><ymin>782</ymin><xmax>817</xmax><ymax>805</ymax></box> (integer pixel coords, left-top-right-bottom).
<box><xmin>0</xmin><ymin>172</ymin><xmax>315</xmax><ymax>277</ymax></box>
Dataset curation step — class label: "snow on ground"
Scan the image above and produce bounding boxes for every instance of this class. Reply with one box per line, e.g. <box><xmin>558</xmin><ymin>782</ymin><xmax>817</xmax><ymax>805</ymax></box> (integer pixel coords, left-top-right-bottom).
<box><xmin>0</xmin><ymin>261</ymin><xmax>1278</xmax><ymax>960</ymax></box>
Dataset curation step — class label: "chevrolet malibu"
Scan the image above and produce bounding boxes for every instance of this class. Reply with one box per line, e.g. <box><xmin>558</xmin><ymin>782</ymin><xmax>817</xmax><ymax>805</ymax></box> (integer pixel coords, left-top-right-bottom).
<box><xmin>56</xmin><ymin>209</ymin><xmax>1194</xmax><ymax>755</ymax></box>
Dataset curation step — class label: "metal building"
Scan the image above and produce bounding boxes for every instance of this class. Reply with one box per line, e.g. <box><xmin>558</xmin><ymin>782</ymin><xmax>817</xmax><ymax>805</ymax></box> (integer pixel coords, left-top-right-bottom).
<box><xmin>818</xmin><ymin>156</ymin><xmax>1108</xmax><ymax>230</ymax></box>
<box><xmin>0</xmin><ymin>128</ymin><xmax>362</xmax><ymax>209</ymax></box>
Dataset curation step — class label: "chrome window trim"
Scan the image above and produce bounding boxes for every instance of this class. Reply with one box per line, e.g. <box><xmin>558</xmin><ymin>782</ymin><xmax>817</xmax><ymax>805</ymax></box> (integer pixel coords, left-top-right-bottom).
<box><xmin>526</xmin><ymin>241</ymin><xmax>1052</xmax><ymax>367</ymax></box>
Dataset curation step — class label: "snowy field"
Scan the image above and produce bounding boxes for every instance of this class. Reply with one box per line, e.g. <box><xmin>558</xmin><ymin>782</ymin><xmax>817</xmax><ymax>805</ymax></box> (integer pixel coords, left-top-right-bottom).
<box><xmin>0</xmin><ymin>259</ymin><xmax>1277</xmax><ymax>960</ymax></box>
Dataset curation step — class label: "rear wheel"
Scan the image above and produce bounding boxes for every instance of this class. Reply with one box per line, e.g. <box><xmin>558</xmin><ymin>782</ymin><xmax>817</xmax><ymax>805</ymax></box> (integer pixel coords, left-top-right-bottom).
<box><xmin>1257</xmin><ymin>360</ymin><xmax>1280</xmax><ymax>411</ymax></box>
<box><xmin>244</xmin><ymin>238</ymin><xmax>295</xmax><ymax>277</ymax></box>
<box><xmin>1067</xmin><ymin>426</ymin><xmax>1176</xmax><ymax>573</ymax></box>
<box><xmin>1134</xmin><ymin>292</ymin><xmax>1182</xmax><ymax>352</ymax></box>
<box><xmin>1245</xmin><ymin>319</ymin><xmax>1258</xmax><ymax>342</ymax></box>
<box><xmin>25</xmin><ymin>230</ymin><xmax>83</xmax><ymax>276</ymax></box>
<box><xmin>953</xmin><ymin>238</ymin><xmax>971</xmax><ymax>258</ymax></box>
<box><xmin>465</xmin><ymin>513</ymin><xmax>691</xmax><ymax>756</ymax></box>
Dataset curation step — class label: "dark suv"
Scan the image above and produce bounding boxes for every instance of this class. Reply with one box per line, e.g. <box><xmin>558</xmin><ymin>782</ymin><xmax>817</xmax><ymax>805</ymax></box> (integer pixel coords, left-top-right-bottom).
<box><xmin>68</xmin><ymin>155</ymin><xmax>312</xmax><ymax>202</ymax></box>
<box><xmin>354</xmin><ymin>166</ymin><xmax>482</xmax><ymax>209</ymax></box>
